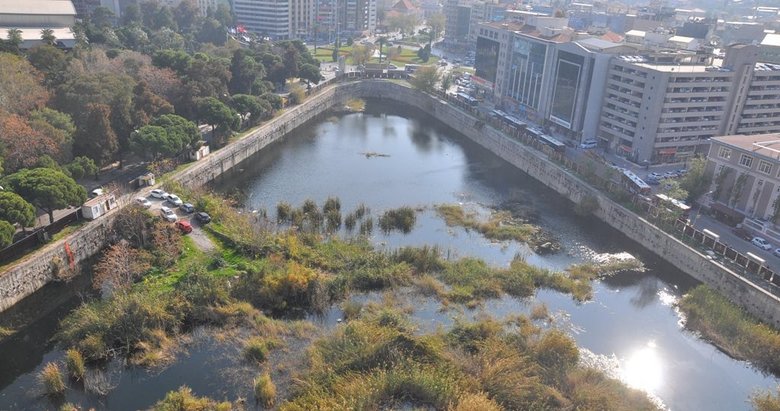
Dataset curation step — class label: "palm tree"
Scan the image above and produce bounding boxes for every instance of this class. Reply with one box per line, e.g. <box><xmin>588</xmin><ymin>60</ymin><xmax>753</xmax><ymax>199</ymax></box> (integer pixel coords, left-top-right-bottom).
<box><xmin>6</xmin><ymin>28</ymin><xmax>22</xmax><ymax>52</ymax></box>
<box><xmin>40</xmin><ymin>28</ymin><xmax>56</xmax><ymax>46</ymax></box>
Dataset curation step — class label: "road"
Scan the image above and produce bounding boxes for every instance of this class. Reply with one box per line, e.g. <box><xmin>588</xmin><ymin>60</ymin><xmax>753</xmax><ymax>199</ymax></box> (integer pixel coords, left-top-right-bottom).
<box><xmin>141</xmin><ymin>192</ymin><xmax>214</xmax><ymax>252</ymax></box>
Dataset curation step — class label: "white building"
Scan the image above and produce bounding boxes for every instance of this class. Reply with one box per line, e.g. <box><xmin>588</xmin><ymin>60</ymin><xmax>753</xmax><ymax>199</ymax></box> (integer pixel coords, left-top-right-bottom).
<box><xmin>233</xmin><ymin>0</ymin><xmax>291</xmax><ymax>39</ymax></box>
<box><xmin>0</xmin><ymin>0</ymin><xmax>77</xmax><ymax>48</ymax></box>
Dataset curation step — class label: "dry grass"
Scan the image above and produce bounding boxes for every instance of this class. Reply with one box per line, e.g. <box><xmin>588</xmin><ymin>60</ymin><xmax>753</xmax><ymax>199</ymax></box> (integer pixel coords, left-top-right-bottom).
<box><xmin>254</xmin><ymin>372</ymin><xmax>277</xmax><ymax>407</ymax></box>
<box><xmin>436</xmin><ymin>204</ymin><xmax>539</xmax><ymax>245</ymax></box>
<box><xmin>64</xmin><ymin>349</ymin><xmax>85</xmax><ymax>381</ymax></box>
<box><xmin>38</xmin><ymin>362</ymin><xmax>65</xmax><ymax>396</ymax></box>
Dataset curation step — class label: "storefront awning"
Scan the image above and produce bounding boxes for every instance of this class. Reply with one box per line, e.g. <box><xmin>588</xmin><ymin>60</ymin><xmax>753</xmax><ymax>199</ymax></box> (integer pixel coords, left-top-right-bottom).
<box><xmin>619</xmin><ymin>145</ymin><xmax>632</xmax><ymax>153</ymax></box>
<box><xmin>658</xmin><ymin>148</ymin><xmax>677</xmax><ymax>155</ymax></box>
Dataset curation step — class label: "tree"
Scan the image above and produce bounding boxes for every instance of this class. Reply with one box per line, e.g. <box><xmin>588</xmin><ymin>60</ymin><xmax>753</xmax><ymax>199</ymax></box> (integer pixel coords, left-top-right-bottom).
<box><xmin>196</xmin><ymin>18</ymin><xmax>227</xmax><ymax>46</ymax></box>
<box><xmin>0</xmin><ymin>221</ymin><xmax>13</xmax><ymax>248</ymax></box>
<box><xmin>680</xmin><ymin>157</ymin><xmax>713</xmax><ymax>204</ymax></box>
<box><xmin>0</xmin><ymin>113</ymin><xmax>62</xmax><ymax>172</ymax></box>
<box><xmin>212</xmin><ymin>3</ymin><xmax>234</xmax><ymax>27</ymax></box>
<box><xmin>282</xmin><ymin>45</ymin><xmax>301</xmax><ymax>81</ymax></box>
<box><xmin>417</xmin><ymin>44</ymin><xmax>431</xmax><ymax>62</ymax></box>
<box><xmin>2</xmin><ymin>168</ymin><xmax>87</xmax><ymax>224</ymax></box>
<box><xmin>288</xmin><ymin>84</ymin><xmax>305</xmax><ymax>105</ymax></box>
<box><xmin>0</xmin><ymin>191</ymin><xmax>36</xmax><ymax>229</ymax></box>
<box><xmin>229</xmin><ymin>49</ymin><xmax>266</xmax><ymax>95</ymax></box>
<box><xmin>662</xmin><ymin>179</ymin><xmax>688</xmax><ymax>201</ymax></box>
<box><xmin>122</xmin><ymin>4</ymin><xmax>141</xmax><ymax>25</ymax></box>
<box><xmin>197</xmin><ymin>97</ymin><xmax>238</xmax><ymax>146</ymax></box>
<box><xmin>89</xmin><ymin>7</ymin><xmax>115</xmax><ymax>28</ymax></box>
<box><xmin>130</xmin><ymin>114</ymin><xmax>199</xmax><ymax>159</ymax></box>
<box><xmin>152</xmin><ymin>49</ymin><xmax>193</xmax><ymax>75</ymax></box>
<box><xmin>299</xmin><ymin>64</ymin><xmax>323</xmax><ymax>87</ymax></box>
<box><xmin>174</xmin><ymin>0</ymin><xmax>199</xmax><ymax>33</ymax></box>
<box><xmin>0</xmin><ymin>54</ymin><xmax>49</xmax><ymax>115</ymax></box>
<box><xmin>410</xmin><ymin>66</ymin><xmax>440</xmax><ymax>92</ymax></box>
<box><xmin>6</xmin><ymin>29</ymin><xmax>22</xmax><ymax>53</ymax></box>
<box><xmin>28</xmin><ymin>108</ymin><xmax>76</xmax><ymax>161</ymax></box>
<box><xmin>131</xmin><ymin>81</ymin><xmax>174</xmax><ymax>126</ymax></box>
<box><xmin>441</xmin><ymin>73</ymin><xmax>453</xmax><ymax>91</ymax></box>
<box><xmin>151</xmin><ymin>114</ymin><xmax>200</xmax><ymax>148</ymax></box>
<box><xmin>64</xmin><ymin>156</ymin><xmax>99</xmax><ymax>180</ymax></box>
<box><xmin>74</xmin><ymin>104</ymin><xmax>119</xmax><ymax>166</ymax></box>
<box><xmin>93</xmin><ymin>241</ymin><xmax>152</xmax><ymax>294</ymax></box>
<box><xmin>40</xmin><ymin>28</ymin><xmax>56</xmax><ymax>46</ymax></box>
<box><xmin>231</xmin><ymin>94</ymin><xmax>270</xmax><ymax>125</ymax></box>
<box><xmin>27</xmin><ymin>45</ymin><xmax>70</xmax><ymax>87</ymax></box>
<box><xmin>351</xmin><ymin>44</ymin><xmax>373</xmax><ymax>66</ymax></box>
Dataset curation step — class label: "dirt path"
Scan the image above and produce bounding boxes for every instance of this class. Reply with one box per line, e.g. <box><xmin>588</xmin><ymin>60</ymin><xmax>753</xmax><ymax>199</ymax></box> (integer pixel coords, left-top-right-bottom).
<box><xmin>189</xmin><ymin>223</ymin><xmax>215</xmax><ymax>253</ymax></box>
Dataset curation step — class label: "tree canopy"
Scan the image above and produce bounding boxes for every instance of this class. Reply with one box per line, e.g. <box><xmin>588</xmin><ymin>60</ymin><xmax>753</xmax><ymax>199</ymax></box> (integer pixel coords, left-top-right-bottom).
<box><xmin>2</xmin><ymin>167</ymin><xmax>86</xmax><ymax>224</ymax></box>
<box><xmin>0</xmin><ymin>191</ymin><xmax>36</xmax><ymax>228</ymax></box>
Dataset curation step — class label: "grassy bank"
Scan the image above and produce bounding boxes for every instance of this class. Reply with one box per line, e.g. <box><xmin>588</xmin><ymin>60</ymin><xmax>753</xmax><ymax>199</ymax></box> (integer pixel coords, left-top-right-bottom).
<box><xmin>281</xmin><ymin>306</ymin><xmax>657</xmax><ymax>410</ymax></box>
<box><xmin>678</xmin><ymin>285</ymin><xmax>780</xmax><ymax>374</ymax></box>
<box><xmin>49</xmin><ymin>191</ymin><xmax>655</xmax><ymax>407</ymax></box>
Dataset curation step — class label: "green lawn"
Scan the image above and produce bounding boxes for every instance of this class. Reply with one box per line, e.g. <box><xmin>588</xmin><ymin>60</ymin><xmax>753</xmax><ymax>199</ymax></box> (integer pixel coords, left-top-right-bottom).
<box><xmin>312</xmin><ymin>45</ymin><xmax>439</xmax><ymax>67</ymax></box>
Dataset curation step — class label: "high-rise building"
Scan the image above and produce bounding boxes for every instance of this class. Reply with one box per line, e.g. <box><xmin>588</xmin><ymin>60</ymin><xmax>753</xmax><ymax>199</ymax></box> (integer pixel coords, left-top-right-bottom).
<box><xmin>233</xmin><ymin>0</ymin><xmax>291</xmax><ymax>39</ymax></box>
<box><xmin>291</xmin><ymin>0</ymin><xmax>316</xmax><ymax>38</ymax></box>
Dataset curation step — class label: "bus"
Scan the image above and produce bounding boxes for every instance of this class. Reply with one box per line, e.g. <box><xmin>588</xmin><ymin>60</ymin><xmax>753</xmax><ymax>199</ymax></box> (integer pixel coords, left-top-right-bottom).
<box><xmin>654</xmin><ymin>194</ymin><xmax>691</xmax><ymax>218</ymax></box>
<box><xmin>456</xmin><ymin>92</ymin><xmax>479</xmax><ymax>107</ymax></box>
<box><xmin>621</xmin><ymin>170</ymin><xmax>651</xmax><ymax>195</ymax></box>
<box><xmin>537</xmin><ymin>133</ymin><xmax>566</xmax><ymax>153</ymax></box>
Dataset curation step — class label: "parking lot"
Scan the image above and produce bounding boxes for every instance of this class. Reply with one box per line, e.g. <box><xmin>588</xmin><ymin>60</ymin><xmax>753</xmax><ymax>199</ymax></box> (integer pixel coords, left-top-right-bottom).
<box><xmin>137</xmin><ymin>190</ymin><xmax>214</xmax><ymax>252</ymax></box>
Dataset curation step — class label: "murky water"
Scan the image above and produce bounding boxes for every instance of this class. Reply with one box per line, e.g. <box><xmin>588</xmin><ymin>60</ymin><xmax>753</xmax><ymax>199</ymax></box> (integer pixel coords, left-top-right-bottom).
<box><xmin>0</xmin><ymin>100</ymin><xmax>777</xmax><ymax>410</ymax></box>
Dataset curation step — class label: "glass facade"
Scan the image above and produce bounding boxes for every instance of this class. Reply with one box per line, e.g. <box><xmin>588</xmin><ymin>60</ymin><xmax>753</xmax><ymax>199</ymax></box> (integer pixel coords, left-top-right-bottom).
<box><xmin>506</xmin><ymin>37</ymin><xmax>547</xmax><ymax>111</ymax></box>
<box><xmin>475</xmin><ymin>37</ymin><xmax>500</xmax><ymax>84</ymax></box>
<box><xmin>550</xmin><ymin>51</ymin><xmax>584</xmax><ymax>127</ymax></box>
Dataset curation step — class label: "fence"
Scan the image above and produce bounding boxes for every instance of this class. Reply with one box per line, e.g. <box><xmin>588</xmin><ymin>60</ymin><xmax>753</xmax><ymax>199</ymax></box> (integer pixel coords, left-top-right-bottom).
<box><xmin>0</xmin><ymin>209</ymin><xmax>82</xmax><ymax>265</ymax></box>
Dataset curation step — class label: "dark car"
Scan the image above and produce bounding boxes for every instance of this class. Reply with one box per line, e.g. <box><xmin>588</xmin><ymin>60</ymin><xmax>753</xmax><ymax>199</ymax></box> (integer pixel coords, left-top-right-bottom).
<box><xmin>732</xmin><ymin>227</ymin><xmax>752</xmax><ymax>241</ymax></box>
<box><xmin>195</xmin><ymin>212</ymin><xmax>211</xmax><ymax>224</ymax></box>
<box><xmin>180</xmin><ymin>203</ymin><xmax>195</xmax><ymax>213</ymax></box>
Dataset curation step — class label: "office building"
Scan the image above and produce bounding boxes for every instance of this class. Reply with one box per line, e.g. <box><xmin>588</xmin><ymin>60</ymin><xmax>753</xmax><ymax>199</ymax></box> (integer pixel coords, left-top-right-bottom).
<box><xmin>706</xmin><ymin>134</ymin><xmax>780</xmax><ymax>241</ymax></box>
<box><xmin>233</xmin><ymin>0</ymin><xmax>291</xmax><ymax>39</ymax></box>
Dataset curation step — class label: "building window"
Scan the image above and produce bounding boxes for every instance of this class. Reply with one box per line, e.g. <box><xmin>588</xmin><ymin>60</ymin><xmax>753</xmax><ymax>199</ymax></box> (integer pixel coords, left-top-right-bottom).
<box><xmin>718</xmin><ymin>147</ymin><xmax>731</xmax><ymax>159</ymax></box>
<box><xmin>739</xmin><ymin>154</ymin><xmax>754</xmax><ymax>168</ymax></box>
<box><xmin>759</xmin><ymin>160</ymin><xmax>772</xmax><ymax>175</ymax></box>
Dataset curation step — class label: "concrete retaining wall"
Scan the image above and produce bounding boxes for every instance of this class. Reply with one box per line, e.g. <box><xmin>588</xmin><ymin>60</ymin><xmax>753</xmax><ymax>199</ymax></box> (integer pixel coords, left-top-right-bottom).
<box><xmin>3</xmin><ymin>79</ymin><xmax>780</xmax><ymax>329</ymax></box>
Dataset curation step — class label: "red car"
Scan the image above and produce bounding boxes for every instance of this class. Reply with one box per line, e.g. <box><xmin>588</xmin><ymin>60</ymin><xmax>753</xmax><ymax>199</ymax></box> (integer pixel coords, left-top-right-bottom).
<box><xmin>175</xmin><ymin>220</ymin><xmax>192</xmax><ymax>234</ymax></box>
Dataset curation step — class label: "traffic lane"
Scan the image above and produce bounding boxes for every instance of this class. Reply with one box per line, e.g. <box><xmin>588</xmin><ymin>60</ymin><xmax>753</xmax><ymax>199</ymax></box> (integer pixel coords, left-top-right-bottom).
<box><xmin>690</xmin><ymin>211</ymin><xmax>780</xmax><ymax>272</ymax></box>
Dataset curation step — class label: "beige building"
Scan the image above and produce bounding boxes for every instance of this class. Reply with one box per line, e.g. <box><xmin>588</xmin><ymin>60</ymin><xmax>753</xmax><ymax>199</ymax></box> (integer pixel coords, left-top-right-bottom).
<box><xmin>706</xmin><ymin>134</ymin><xmax>780</xmax><ymax>242</ymax></box>
<box><xmin>0</xmin><ymin>0</ymin><xmax>77</xmax><ymax>48</ymax></box>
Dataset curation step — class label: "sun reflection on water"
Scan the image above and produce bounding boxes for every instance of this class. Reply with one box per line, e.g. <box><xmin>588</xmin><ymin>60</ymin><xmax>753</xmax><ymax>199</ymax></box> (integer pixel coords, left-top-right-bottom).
<box><xmin>622</xmin><ymin>341</ymin><xmax>663</xmax><ymax>393</ymax></box>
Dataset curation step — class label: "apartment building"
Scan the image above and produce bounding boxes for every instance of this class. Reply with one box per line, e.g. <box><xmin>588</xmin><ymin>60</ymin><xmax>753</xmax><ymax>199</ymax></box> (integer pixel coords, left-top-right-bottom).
<box><xmin>706</xmin><ymin>134</ymin><xmax>780</xmax><ymax>241</ymax></box>
<box><xmin>598</xmin><ymin>45</ymin><xmax>765</xmax><ymax>164</ymax></box>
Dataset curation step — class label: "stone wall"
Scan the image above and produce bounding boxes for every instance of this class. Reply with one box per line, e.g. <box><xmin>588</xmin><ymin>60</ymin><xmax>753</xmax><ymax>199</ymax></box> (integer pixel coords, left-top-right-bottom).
<box><xmin>357</xmin><ymin>81</ymin><xmax>780</xmax><ymax>327</ymax></box>
<box><xmin>4</xmin><ymin>79</ymin><xmax>780</xmax><ymax>329</ymax></box>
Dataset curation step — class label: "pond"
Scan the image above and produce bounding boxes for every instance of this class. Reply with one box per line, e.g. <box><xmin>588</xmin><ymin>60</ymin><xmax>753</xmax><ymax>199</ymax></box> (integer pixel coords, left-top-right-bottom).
<box><xmin>0</xmin><ymin>100</ymin><xmax>776</xmax><ymax>410</ymax></box>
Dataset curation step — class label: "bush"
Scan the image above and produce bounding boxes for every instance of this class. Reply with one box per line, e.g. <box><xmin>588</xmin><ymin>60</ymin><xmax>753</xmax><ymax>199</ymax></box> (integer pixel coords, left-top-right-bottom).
<box><xmin>323</xmin><ymin>197</ymin><xmax>341</xmax><ymax>213</ymax></box>
<box><xmin>244</xmin><ymin>337</ymin><xmax>270</xmax><ymax>363</ymax></box>
<box><xmin>277</xmin><ymin>201</ymin><xmax>292</xmax><ymax>223</ymax></box>
<box><xmin>39</xmin><ymin>362</ymin><xmax>65</xmax><ymax>396</ymax></box>
<box><xmin>64</xmin><ymin>349</ymin><xmax>85</xmax><ymax>381</ymax></box>
<box><xmin>254</xmin><ymin>373</ymin><xmax>277</xmax><ymax>407</ymax></box>
<box><xmin>289</xmin><ymin>84</ymin><xmax>306</xmax><ymax>105</ymax></box>
<box><xmin>378</xmin><ymin>207</ymin><xmax>416</xmax><ymax>233</ymax></box>
<box><xmin>153</xmin><ymin>386</ymin><xmax>232</xmax><ymax>411</ymax></box>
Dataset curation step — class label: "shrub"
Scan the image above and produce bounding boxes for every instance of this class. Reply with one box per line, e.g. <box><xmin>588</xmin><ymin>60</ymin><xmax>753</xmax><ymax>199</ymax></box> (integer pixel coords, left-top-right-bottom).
<box><xmin>39</xmin><ymin>362</ymin><xmax>65</xmax><ymax>396</ymax></box>
<box><xmin>277</xmin><ymin>201</ymin><xmax>292</xmax><ymax>223</ymax></box>
<box><xmin>64</xmin><ymin>349</ymin><xmax>85</xmax><ymax>381</ymax></box>
<box><xmin>244</xmin><ymin>338</ymin><xmax>269</xmax><ymax>363</ymax></box>
<box><xmin>359</xmin><ymin>217</ymin><xmax>374</xmax><ymax>235</ymax></box>
<box><xmin>153</xmin><ymin>386</ymin><xmax>232</xmax><ymax>411</ymax></box>
<box><xmin>325</xmin><ymin>209</ymin><xmax>342</xmax><ymax>232</ymax></box>
<box><xmin>289</xmin><ymin>84</ymin><xmax>306</xmax><ymax>105</ymax></box>
<box><xmin>344</xmin><ymin>213</ymin><xmax>357</xmax><ymax>232</ymax></box>
<box><xmin>341</xmin><ymin>300</ymin><xmax>363</xmax><ymax>320</ymax></box>
<box><xmin>254</xmin><ymin>373</ymin><xmax>277</xmax><ymax>407</ymax></box>
<box><xmin>354</xmin><ymin>203</ymin><xmax>370</xmax><ymax>219</ymax></box>
<box><xmin>449</xmin><ymin>393</ymin><xmax>503</xmax><ymax>411</ymax></box>
<box><xmin>379</xmin><ymin>207</ymin><xmax>416</xmax><ymax>233</ymax></box>
<box><xmin>323</xmin><ymin>197</ymin><xmax>341</xmax><ymax>214</ymax></box>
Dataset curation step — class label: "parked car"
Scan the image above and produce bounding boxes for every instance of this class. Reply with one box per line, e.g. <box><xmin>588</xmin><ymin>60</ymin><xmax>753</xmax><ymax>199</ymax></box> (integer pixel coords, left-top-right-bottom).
<box><xmin>676</xmin><ymin>169</ymin><xmax>688</xmax><ymax>176</ymax></box>
<box><xmin>135</xmin><ymin>197</ymin><xmax>152</xmax><ymax>209</ymax></box>
<box><xmin>195</xmin><ymin>212</ymin><xmax>212</xmax><ymax>224</ymax></box>
<box><xmin>646</xmin><ymin>178</ymin><xmax>660</xmax><ymax>185</ymax></box>
<box><xmin>180</xmin><ymin>203</ymin><xmax>195</xmax><ymax>213</ymax></box>
<box><xmin>752</xmin><ymin>236</ymin><xmax>772</xmax><ymax>250</ymax></box>
<box><xmin>166</xmin><ymin>194</ymin><xmax>183</xmax><ymax>207</ymax></box>
<box><xmin>90</xmin><ymin>188</ymin><xmax>104</xmax><ymax>198</ymax></box>
<box><xmin>150</xmin><ymin>189</ymin><xmax>168</xmax><ymax>199</ymax></box>
<box><xmin>647</xmin><ymin>172</ymin><xmax>662</xmax><ymax>180</ymax></box>
<box><xmin>580</xmin><ymin>139</ymin><xmax>598</xmax><ymax>149</ymax></box>
<box><xmin>160</xmin><ymin>206</ymin><xmax>177</xmax><ymax>222</ymax></box>
<box><xmin>175</xmin><ymin>220</ymin><xmax>193</xmax><ymax>234</ymax></box>
<box><xmin>663</xmin><ymin>171</ymin><xmax>678</xmax><ymax>179</ymax></box>
<box><xmin>774</xmin><ymin>248</ymin><xmax>780</xmax><ymax>257</ymax></box>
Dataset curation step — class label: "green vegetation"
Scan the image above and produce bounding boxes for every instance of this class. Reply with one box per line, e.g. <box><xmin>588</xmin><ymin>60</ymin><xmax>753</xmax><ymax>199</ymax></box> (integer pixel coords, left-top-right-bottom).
<box><xmin>64</xmin><ymin>349</ymin><xmax>85</xmax><ymax>381</ymax></box>
<box><xmin>679</xmin><ymin>285</ymin><xmax>780</xmax><ymax>374</ymax></box>
<box><xmin>436</xmin><ymin>204</ymin><xmax>560</xmax><ymax>253</ymax></box>
<box><xmin>152</xmin><ymin>386</ymin><xmax>232</xmax><ymax>411</ymax></box>
<box><xmin>379</xmin><ymin>206</ymin><xmax>417</xmax><ymax>233</ymax></box>
<box><xmin>254</xmin><ymin>372</ymin><xmax>277</xmax><ymax>407</ymax></box>
<box><xmin>38</xmin><ymin>362</ymin><xmax>65</xmax><ymax>396</ymax></box>
<box><xmin>243</xmin><ymin>337</ymin><xmax>271</xmax><ymax>363</ymax></box>
<box><xmin>280</xmin><ymin>307</ymin><xmax>656</xmax><ymax>410</ymax></box>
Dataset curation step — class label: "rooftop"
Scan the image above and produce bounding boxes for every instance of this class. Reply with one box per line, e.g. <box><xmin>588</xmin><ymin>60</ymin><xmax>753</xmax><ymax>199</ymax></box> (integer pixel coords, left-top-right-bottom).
<box><xmin>668</xmin><ymin>35</ymin><xmax>696</xmax><ymax>43</ymax></box>
<box><xmin>714</xmin><ymin>134</ymin><xmax>780</xmax><ymax>161</ymax></box>
<box><xmin>762</xmin><ymin>33</ymin><xmax>780</xmax><ymax>47</ymax></box>
<box><xmin>0</xmin><ymin>0</ymin><xmax>76</xmax><ymax>16</ymax></box>
<box><xmin>576</xmin><ymin>37</ymin><xmax>624</xmax><ymax>51</ymax></box>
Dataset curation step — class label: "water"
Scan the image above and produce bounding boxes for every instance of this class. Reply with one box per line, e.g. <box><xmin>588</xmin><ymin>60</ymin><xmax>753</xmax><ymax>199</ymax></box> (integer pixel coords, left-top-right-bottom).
<box><xmin>0</xmin><ymin>100</ymin><xmax>776</xmax><ymax>410</ymax></box>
